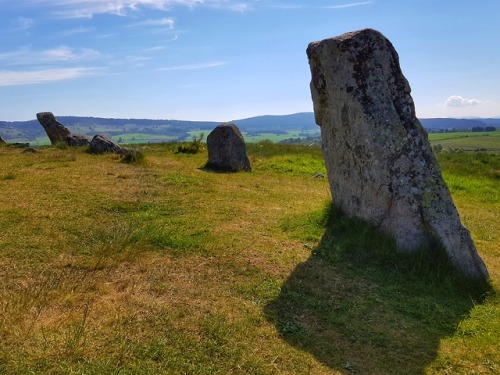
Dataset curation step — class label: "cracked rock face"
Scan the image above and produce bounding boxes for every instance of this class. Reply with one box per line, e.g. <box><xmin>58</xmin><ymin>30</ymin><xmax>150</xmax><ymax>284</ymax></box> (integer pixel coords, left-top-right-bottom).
<box><xmin>307</xmin><ymin>29</ymin><xmax>488</xmax><ymax>280</ymax></box>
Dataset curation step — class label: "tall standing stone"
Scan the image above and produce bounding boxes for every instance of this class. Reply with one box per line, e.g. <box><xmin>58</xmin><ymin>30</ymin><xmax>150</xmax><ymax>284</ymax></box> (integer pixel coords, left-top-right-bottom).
<box><xmin>307</xmin><ymin>29</ymin><xmax>488</xmax><ymax>279</ymax></box>
<box><xmin>206</xmin><ymin>123</ymin><xmax>251</xmax><ymax>172</ymax></box>
<box><xmin>36</xmin><ymin>112</ymin><xmax>71</xmax><ymax>145</ymax></box>
<box><xmin>0</xmin><ymin>135</ymin><xmax>5</xmax><ymax>144</ymax></box>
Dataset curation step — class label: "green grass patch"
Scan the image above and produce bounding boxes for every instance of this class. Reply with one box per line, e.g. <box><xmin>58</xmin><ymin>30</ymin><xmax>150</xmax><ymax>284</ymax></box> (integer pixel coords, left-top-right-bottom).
<box><xmin>429</xmin><ymin>132</ymin><xmax>500</xmax><ymax>153</ymax></box>
<box><xmin>0</xmin><ymin>143</ymin><xmax>497</xmax><ymax>374</ymax></box>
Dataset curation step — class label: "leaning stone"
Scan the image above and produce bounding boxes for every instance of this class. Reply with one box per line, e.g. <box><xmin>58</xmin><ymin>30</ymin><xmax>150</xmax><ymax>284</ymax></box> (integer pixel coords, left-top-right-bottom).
<box><xmin>88</xmin><ymin>134</ymin><xmax>124</xmax><ymax>154</ymax></box>
<box><xmin>66</xmin><ymin>134</ymin><xmax>91</xmax><ymax>147</ymax></box>
<box><xmin>0</xmin><ymin>135</ymin><xmax>5</xmax><ymax>144</ymax></box>
<box><xmin>206</xmin><ymin>123</ymin><xmax>251</xmax><ymax>172</ymax></box>
<box><xmin>307</xmin><ymin>28</ymin><xmax>488</xmax><ymax>279</ymax></box>
<box><xmin>36</xmin><ymin>112</ymin><xmax>71</xmax><ymax>145</ymax></box>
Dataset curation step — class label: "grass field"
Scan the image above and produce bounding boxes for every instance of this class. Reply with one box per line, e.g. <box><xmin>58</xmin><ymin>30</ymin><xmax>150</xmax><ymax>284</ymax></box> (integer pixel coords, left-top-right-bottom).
<box><xmin>428</xmin><ymin>132</ymin><xmax>500</xmax><ymax>153</ymax></box>
<box><xmin>6</xmin><ymin>128</ymin><xmax>499</xmax><ymax>152</ymax></box>
<box><xmin>187</xmin><ymin>130</ymin><xmax>321</xmax><ymax>144</ymax></box>
<box><xmin>0</xmin><ymin>143</ymin><xmax>498</xmax><ymax>374</ymax></box>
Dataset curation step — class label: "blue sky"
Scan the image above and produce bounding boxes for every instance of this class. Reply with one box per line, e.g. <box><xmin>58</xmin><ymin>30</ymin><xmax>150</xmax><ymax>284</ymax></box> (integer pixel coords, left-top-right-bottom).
<box><xmin>0</xmin><ymin>0</ymin><xmax>499</xmax><ymax>121</ymax></box>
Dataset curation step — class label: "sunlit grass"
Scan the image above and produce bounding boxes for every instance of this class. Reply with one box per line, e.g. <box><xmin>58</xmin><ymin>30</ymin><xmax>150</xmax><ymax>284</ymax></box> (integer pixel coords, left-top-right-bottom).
<box><xmin>0</xmin><ymin>142</ymin><xmax>497</xmax><ymax>374</ymax></box>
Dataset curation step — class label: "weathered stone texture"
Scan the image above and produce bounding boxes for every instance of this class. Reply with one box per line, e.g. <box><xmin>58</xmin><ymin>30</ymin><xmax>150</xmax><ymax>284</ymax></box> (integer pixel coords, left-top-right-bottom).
<box><xmin>36</xmin><ymin>112</ymin><xmax>71</xmax><ymax>145</ymax></box>
<box><xmin>307</xmin><ymin>28</ymin><xmax>488</xmax><ymax>279</ymax></box>
<box><xmin>66</xmin><ymin>134</ymin><xmax>91</xmax><ymax>147</ymax></box>
<box><xmin>206</xmin><ymin>123</ymin><xmax>251</xmax><ymax>172</ymax></box>
<box><xmin>88</xmin><ymin>134</ymin><xmax>124</xmax><ymax>154</ymax></box>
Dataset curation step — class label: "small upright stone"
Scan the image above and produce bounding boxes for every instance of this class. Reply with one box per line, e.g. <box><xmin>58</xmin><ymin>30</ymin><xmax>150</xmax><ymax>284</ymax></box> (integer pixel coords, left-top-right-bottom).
<box><xmin>88</xmin><ymin>134</ymin><xmax>124</xmax><ymax>154</ymax></box>
<box><xmin>307</xmin><ymin>29</ymin><xmax>488</xmax><ymax>279</ymax></box>
<box><xmin>206</xmin><ymin>123</ymin><xmax>251</xmax><ymax>172</ymax></box>
<box><xmin>36</xmin><ymin>112</ymin><xmax>71</xmax><ymax>145</ymax></box>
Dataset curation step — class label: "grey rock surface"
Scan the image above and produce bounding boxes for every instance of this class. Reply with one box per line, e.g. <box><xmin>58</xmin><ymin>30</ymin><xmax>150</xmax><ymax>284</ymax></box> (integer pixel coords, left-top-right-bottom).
<box><xmin>206</xmin><ymin>123</ymin><xmax>251</xmax><ymax>172</ymax></box>
<box><xmin>36</xmin><ymin>112</ymin><xmax>71</xmax><ymax>145</ymax></box>
<box><xmin>88</xmin><ymin>134</ymin><xmax>124</xmax><ymax>154</ymax></box>
<box><xmin>307</xmin><ymin>28</ymin><xmax>488</xmax><ymax>279</ymax></box>
<box><xmin>66</xmin><ymin>134</ymin><xmax>91</xmax><ymax>147</ymax></box>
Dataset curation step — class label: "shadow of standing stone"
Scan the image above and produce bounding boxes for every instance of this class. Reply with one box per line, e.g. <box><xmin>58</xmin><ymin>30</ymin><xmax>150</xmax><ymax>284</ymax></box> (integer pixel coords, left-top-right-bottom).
<box><xmin>265</xmin><ymin>204</ymin><xmax>486</xmax><ymax>374</ymax></box>
<box><xmin>206</xmin><ymin>123</ymin><xmax>251</xmax><ymax>172</ymax></box>
<box><xmin>306</xmin><ymin>28</ymin><xmax>488</xmax><ymax>280</ymax></box>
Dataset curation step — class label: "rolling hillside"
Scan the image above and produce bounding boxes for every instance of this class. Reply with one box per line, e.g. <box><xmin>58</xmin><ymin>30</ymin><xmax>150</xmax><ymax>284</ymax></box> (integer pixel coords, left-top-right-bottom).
<box><xmin>0</xmin><ymin>113</ymin><xmax>498</xmax><ymax>144</ymax></box>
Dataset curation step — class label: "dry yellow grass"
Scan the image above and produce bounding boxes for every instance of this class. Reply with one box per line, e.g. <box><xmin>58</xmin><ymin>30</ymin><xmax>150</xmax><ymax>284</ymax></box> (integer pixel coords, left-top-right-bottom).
<box><xmin>0</xmin><ymin>143</ymin><xmax>497</xmax><ymax>374</ymax></box>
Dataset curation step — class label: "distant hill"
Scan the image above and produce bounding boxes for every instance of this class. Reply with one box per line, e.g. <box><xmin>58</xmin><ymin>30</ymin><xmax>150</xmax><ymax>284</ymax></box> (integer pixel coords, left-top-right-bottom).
<box><xmin>419</xmin><ymin>118</ymin><xmax>487</xmax><ymax>130</ymax></box>
<box><xmin>232</xmin><ymin>112</ymin><xmax>316</xmax><ymax>132</ymax></box>
<box><xmin>0</xmin><ymin>113</ymin><xmax>497</xmax><ymax>143</ymax></box>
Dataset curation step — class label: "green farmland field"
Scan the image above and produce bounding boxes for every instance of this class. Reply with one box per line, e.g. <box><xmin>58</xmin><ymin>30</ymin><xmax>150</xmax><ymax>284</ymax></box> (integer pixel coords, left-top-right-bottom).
<box><xmin>428</xmin><ymin>132</ymin><xmax>500</xmax><ymax>153</ymax></box>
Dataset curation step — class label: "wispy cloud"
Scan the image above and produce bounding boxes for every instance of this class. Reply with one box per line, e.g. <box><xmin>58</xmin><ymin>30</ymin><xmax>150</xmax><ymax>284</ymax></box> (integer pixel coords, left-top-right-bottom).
<box><xmin>12</xmin><ymin>17</ymin><xmax>35</xmax><ymax>31</ymax></box>
<box><xmin>444</xmin><ymin>95</ymin><xmax>484</xmax><ymax>108</ymax></box>
<box><xmin>128</xmin><ymin>17</ymin><xmax>175</xmax><ymax>30</ymax></box>
<box><xmin>143</xmin><ymin>46</ymin><xmax>167</xmax><ymax>53</ymax></box>
<box><xmin>0</xmin><ymin>67</ymin><xmax>97</xmax><ymax>87</ymax></box>
<box><xmin>0</xmin><ymin>46</ymin><xmax>101</xmax><ymax>66</ymax></box>
<box><xmin>33</xmin><ymin>0</ymin><xmax>252</xmax><ymax>18</ymax></box>
<box><xmin>60</xmin><ymin>26</ymin><xmax>95</xmax><ymax>36</ymax></box>
<box><xmin>206</xmin><ymin>2</ymin><xmax>253</xmax><ymax>12</ymax></box>
<box><xmin>326</xmin><ymin>1</ymin><xmax>372</xmax><ymax>9</ymax></box>
<box><xmin>157</xmin><ymin>61</ymin><xmax>227</xmax><ymax>71</ymax></box>
<box><xmin>266</xmin><ymin>4</ymin><xmax>306</xmax><ymax>10</ymax></box>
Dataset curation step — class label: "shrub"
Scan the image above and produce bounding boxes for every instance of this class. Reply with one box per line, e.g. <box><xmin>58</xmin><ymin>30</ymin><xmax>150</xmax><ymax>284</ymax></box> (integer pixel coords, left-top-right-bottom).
<box><xmin>432</xmin><ymin>144</ymin><xmax>443</xmax><ymax>154</ymax></box>
<box><xmin>120</xmin><ymin>149</ymin><xmax>145</xmax><ymax>164</ymax></box>
<box><xmin>176</xmin><ymin>134</ymin><xmax>205</xmax><ymax>154</ymax></box>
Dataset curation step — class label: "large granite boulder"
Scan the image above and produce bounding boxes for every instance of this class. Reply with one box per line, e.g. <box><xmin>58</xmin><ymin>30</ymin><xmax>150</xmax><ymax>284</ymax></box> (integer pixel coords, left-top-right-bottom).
<box><xmin>36</xmin><ymin>112</ymin><xmax>71</xmax><ymax>145</ymax></box>
<box><xmin>206</xmin><ymin>123</ymin><xmax>251</xmax><ymax>172</ymax></box>
<box><xmin>88</xmin><ymin>134</ymin><xmax>124</xmax><ymax>154</ymax></box>
<box><xmin>307</xmin><ymin>29</ymin><xmax>488</xmax><ymax>279</ymax></box>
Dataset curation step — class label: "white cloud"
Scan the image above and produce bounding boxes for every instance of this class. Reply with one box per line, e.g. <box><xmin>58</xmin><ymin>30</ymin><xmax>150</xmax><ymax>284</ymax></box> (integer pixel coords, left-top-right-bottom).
<box><xmin>128</xmin><ymin>17</ymin><xmax>175</xmax><ymax>29</ymax></box>
<box><xmin>326</xmin><ymin>1</ymin><xmax>372</xmax><ymax>9</ymax></box>
<box><xmin>266</xmin><ymin>4</ymin><xmax>306</xmax><ymax>10</ymax></box>
<box><xmin>444</xmin><ymin>95</ymin><xmax>482</xmax><ymax>108</ymax></box>
<box><xmin>33</xmin><ymin>0</ymin><xmax>251</xmax><ymax>18</ymax></box>
<box><xmin>157</xmin><ymin>61</ymin><xmax>227</xmax><ymax>71</ymax></box>
<box><xmin>143</xmin><ymin>46</ymin><xmax>167</xmax><ymax>52</ymax></box>
<box><xmin>0</xmin><ymin>46</ymin><xmax>101</xmax><ymax>66</ymax></box>
<box><xmin>13</xmin><ymin>17</ymin><xmax>35</xmax><ymax>31</ymax></box>
<box><xmin>0</xmin><ymin>68</ymin><xmax>97</xmax><ymax>87</ymax></box>
<box><xmin>60</xmin><ymin>26</ymin><xmax>95</xmax><ymax>36</ymax></box>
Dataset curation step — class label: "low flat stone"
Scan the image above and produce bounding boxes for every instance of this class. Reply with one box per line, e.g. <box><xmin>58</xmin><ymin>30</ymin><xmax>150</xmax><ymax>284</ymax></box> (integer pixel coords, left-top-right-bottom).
<box><xmin>66</xmin><ymin>134</ymin><xmax>91</xmax><ymax>147</ymax></box>
<box><xmin>22</xmin><ymin>147</ymin><xmax>39</xmax><ymax>154</ymax></box>
<box><xmin>88</xmin><ymin>134</ymin><xmax>124</xmax><ymax>154</ymax></box>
